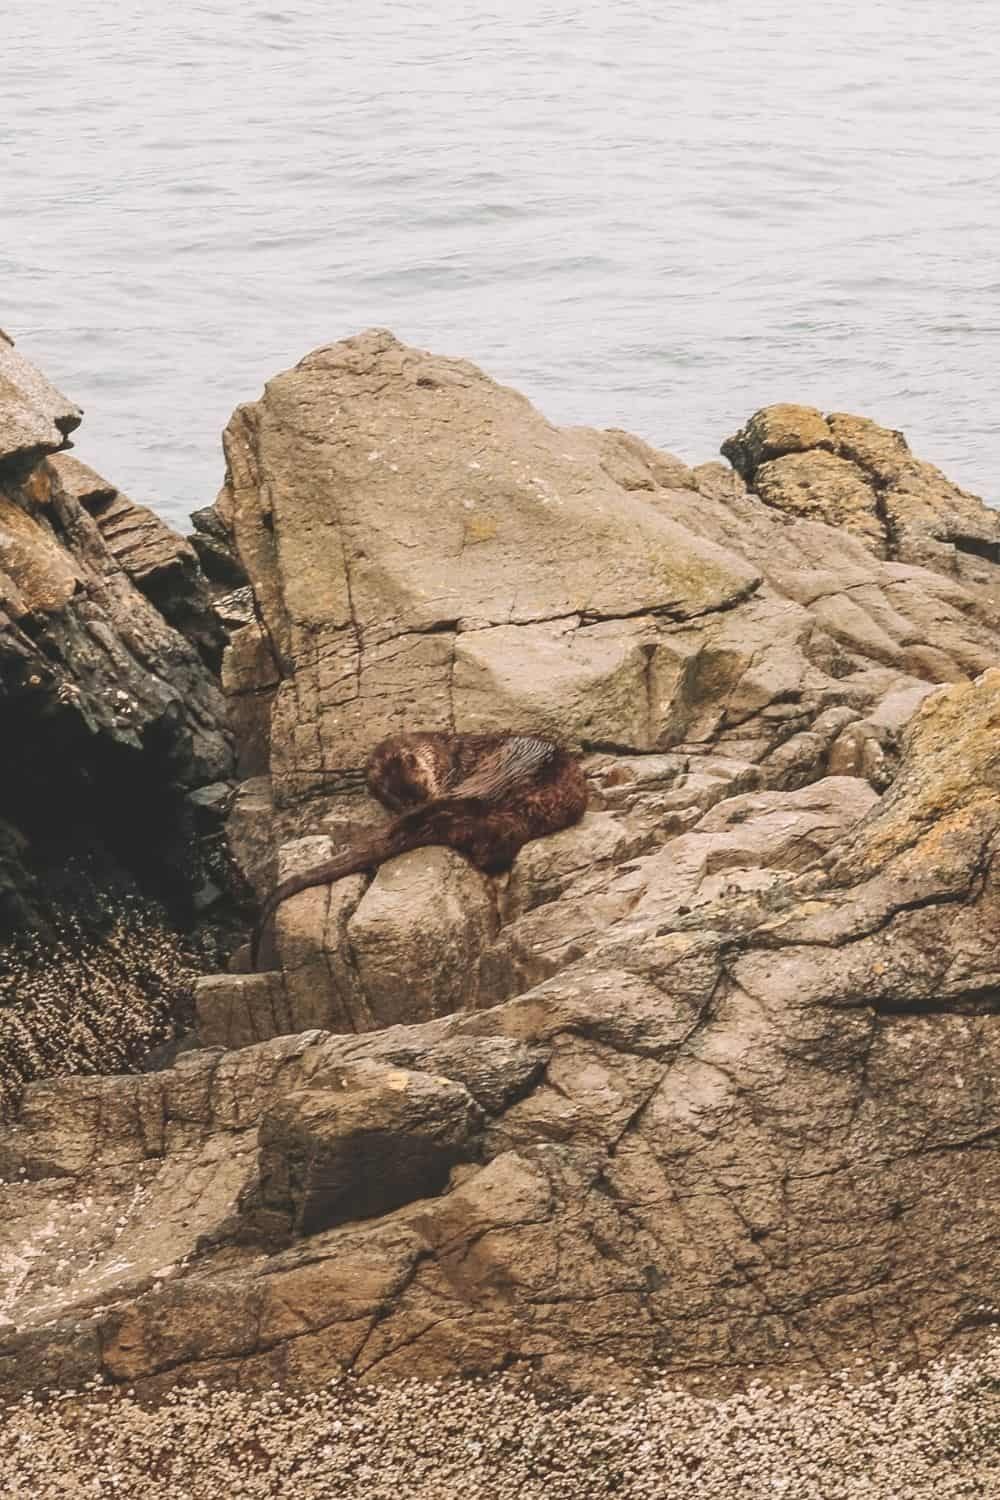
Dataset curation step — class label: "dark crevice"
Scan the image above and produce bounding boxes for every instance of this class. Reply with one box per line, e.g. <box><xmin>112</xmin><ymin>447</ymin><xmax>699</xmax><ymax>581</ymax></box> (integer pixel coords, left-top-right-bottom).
<box><xmin>0</xmin><ymin>690</ymin><xmax>229</xmax><ymax>940</ymax></box>
<box><xmin>872</xmin><ymin>986</ymin><xmax>1000</xmax><ymax>1018</ymax></box>
<box><xmin>747</xmin><ymin>882</ymin><xmax>978</xmax><ymax>953</ymax></box>
<box><xmin>947</xmin><ymin>534</ymin><xmax>1000</xmax><ymax>564</ymax></box>
<box><xmin>870</xmin><ymin>479</ymin><xmax>899</xmax><ymax>559</ymax></box>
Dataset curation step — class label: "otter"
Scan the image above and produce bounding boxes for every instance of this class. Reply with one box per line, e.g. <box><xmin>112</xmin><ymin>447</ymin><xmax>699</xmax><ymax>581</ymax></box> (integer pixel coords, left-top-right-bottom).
<box><xmin>251</xmin><ymin>730</ymin><xmax>588</xmax><ymax>969</ymax></box>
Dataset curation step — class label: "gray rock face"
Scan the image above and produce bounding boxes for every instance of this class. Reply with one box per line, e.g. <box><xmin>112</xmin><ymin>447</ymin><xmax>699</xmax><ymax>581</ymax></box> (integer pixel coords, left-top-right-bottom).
<box><xmin>50</xmin><ymin>452</ymin><xmax>226</xmax><ymax>669</ymax></box>
<box><xmin>0</xmin><ymin>334</ymin><xmax>238</xmax><ymax>1101</ymax></box>
<box><xmin>5</xmin><ymin>334</ymin><xmax>1000</xmax><ymax>1403</ymax></box>
<box><xmin>0</xmin><ymin>346</ymin><xmax>232</xmax><ymax>793</ymax></box>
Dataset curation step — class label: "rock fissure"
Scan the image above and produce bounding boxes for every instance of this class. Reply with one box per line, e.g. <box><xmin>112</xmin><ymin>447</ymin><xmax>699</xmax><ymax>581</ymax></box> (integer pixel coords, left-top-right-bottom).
<box><xmin>746</xmin><ymin>883</ymin><xmax>981</xmax><ymax>954</ymax></box>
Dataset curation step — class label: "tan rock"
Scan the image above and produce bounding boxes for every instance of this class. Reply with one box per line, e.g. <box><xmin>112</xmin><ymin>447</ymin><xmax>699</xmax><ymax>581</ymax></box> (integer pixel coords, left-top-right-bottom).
<box><xmin>44</xmin><ymin>451</ymin><xmax>116</xmax><ymax>509</ymax></box>
<box><xmin>500</xmin><ymin>810</ymin><xmax>649</xmax><ymax>920</ymax></box>
<box><xmin>5</xmin><ymin>654</ymin><xmax>1000</xmax><ymax>1397</ymax></box>
<box><xmin>0</xmin><ymin>331</ymin><xmax>81</xmax><ymax>471</ymax></box>
<box><xmin>216</xmin><ymin>338</ymin><xmax>1000</xmax><ymax>1042</ymax></box>
<box><xmin>222</xmin><ymin>329</ymin><xmax>760</xmax><ymax>804</ymax></box>
<box><xmin>723</xmin><ymin>403</ymin><xmax>1000</xmax><ymax>577</ymax></box>
<box><xmin>195</xmin><ymin>972</ymin><xmax>291</xmax><ymax>1048</ymax></box>
<box><xmin>251</xmin><ymin>1061</ymin><xmax>480</xmax><ymax>1237</ymax></box>
<box><xmin>0</xmin><ymin>489</ymin><xmax>82</xmax><ymax>613</ymax></box>
<box><xmin>721</xmin><ymin>403</ymin><xmax>834</xmax><ymax>477</ymax></box>
<box><xmin>67</xmin><ymin>466</ymin><xmax>199</xmax><ymax>584</ymax></box>
<box><xmin>452</xmin><ymin>616</ymin><xmax>656</xmax><ymax>747</ymax></box>
<box><xmin>594</xmin><ymin>428</ymin><xmax>698</xmax><ymax>492</ymax></box>
<box><xmin>273</xmin><ymin>836</ymin><xmax>372</xmax><ymax>1032</ymax></box>
<box><xmin>753</xmin><ymin>449</ymin><xmax>884</xmax><ymax>550</ymax></box>
<box><xmin>348</xmin><ymin>847</ymin><xmax>498</xmax><ymax>1025</ymax></box>
<box><xmin>224</xmin><ymin>774</ymin><xmax>276</xmax><ymax>900</ymax></box>
<box><xmin>9</xmin><ymin>338</ymin><xmax>1000</xmax><ymax>1406</ymax></box>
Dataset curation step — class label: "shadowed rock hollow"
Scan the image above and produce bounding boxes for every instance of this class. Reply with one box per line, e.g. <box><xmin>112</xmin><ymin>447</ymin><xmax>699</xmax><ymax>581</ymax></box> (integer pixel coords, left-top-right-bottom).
<box><xmin>3</xmin><ymin>331</ymin><xmax>1000</xmax><ymax>1401</ymax></box>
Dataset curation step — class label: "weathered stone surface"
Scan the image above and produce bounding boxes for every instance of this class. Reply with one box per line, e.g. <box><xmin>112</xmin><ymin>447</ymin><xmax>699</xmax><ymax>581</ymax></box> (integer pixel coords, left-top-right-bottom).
<box><xmin>4</xmin><ymin>669</ymin><xmax>1000</xmax><ymax>1398</ymax></box>
<box><xmin>221</xmin><ymin>616</ymin><xmax>279</xmax><ymax>777</ymax></box>
<box><xmin>250</xmin><ymin>1061</ymin><xmax>480</xmax><ymax>1238</ymax></box>
<box><xmin>721</xmin><ymin>402</ymin><xmax>834</xmax><ymax>475</ymax></box>
<box><xmin>6</xmin><ymin>337</ymin><xmax>1000</xmax><ymax>1407</ymax></box>
<box><xmin>754</xmin><ymin>449</ymin><xmax>885</xmax><ymax>550</ymax></box>
<box><xmin>347</xmin><ymin>847</ymin><xmax>498</xmax><ymax>1024</ymax></box>
<box><xmin>196</xmin><ymin>971</ymin><xmax>291</xmax><ymax>1048</ymax></box>
<box><xmin>0</xmin><ymin>339</ymin><xmax>241</xmax><ymax>1107</ymax></box>
<box><xmin>222</xmin><ymin>339</ymin><xmax>1000</xmax><ymax>821</ymax></box>
<box><xmin>0</xmin><ymin>330</ymin><xmax>81</xmax><ymax>473</ymax></box>
<box><xmin>188</xmin><ymin>502</ymin><xmax>247</xmax><ymax>589</ymax></box>
<box><xmin>49</xmin><ymin>452</ymin><xmax>226</xmax><ymax>669</ymax></box>
<box><xmin>268</xmin><ymin>842</ymin><xmax>500</xmax><ymax>1036</ymax></box>
<box><xmin>725</xmin><ymin>402</ymin><xmax>1000</xmax><ymax>577</ymax></box>
<box><xmin>224</xmin><ymin>774</ymin><xmax>276</xmax><ymax>902</ymax></box>
<box><xmin>220</xmin><ymin>329</ymin><xmax>760</xmax><ymax>807</ymax></box>
<box><xmin>0</xmin><ymin>351</ymin><xmax>232</xmax><ymax>936</ymax></box>
<box><xmin>213</xmin><ymin>335</ymin><xmax>1000</xmax><ymax>1041</ymax></box>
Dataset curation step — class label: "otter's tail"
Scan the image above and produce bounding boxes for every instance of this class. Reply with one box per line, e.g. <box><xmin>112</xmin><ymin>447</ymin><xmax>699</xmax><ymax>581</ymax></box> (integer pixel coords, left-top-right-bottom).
<box><xmin>250</xmin><ymin>798</ymin><xmax>485</xmax><ymax>969</ymax></box>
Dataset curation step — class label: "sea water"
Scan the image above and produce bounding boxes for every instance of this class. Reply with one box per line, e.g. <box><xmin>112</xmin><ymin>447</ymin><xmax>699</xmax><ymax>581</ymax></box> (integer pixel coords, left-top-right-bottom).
<box><xmin>4</xmin><ymin>0</ymin><xmax>1000</xmax><ymax>526</ymax></box>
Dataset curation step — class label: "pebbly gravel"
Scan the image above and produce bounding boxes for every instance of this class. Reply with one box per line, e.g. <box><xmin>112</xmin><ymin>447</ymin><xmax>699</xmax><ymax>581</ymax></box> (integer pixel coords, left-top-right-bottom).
<box><xmin>2</xmin><ymin>1336</ymin><xmax>999</xmax><ymax>1499</ymax></box>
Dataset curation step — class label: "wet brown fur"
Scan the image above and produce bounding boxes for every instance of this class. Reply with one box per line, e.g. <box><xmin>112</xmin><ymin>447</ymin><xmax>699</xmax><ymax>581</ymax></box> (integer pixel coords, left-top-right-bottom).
<box><xmin>251</xmin><ymin>731</ymin><xmax>588</xmax><ymax>968</ymax></box>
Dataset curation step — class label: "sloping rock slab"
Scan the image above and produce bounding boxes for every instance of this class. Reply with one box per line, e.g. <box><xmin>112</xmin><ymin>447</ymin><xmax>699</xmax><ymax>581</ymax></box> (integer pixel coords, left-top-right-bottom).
<box><xmin>219</xmin><ymin>329</ymin><xmax>760</xmax><ymax>806</ymax></box>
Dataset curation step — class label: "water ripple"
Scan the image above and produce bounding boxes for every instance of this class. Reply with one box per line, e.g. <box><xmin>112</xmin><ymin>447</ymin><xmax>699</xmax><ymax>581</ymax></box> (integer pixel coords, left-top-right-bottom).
<box><xmin>4</xmin><ymin>0</ymin><xmax>999</xmax><ymax>522</ymax></box>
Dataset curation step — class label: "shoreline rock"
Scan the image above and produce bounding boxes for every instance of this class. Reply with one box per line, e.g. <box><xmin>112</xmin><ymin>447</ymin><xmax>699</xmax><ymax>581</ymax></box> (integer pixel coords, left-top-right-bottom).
<box><xmin>0</xmin><ymin>333</ymin><xmax>247</xmax><ymax>1108</ymax></box>
<box><xmin>3</xmin><ymin>330</ymin><xmax>1000</xmax><ymax>1404</ymax></box>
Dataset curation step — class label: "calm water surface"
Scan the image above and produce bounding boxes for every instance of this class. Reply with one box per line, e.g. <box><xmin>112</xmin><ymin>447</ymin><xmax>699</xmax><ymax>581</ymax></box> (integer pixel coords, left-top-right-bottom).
<box><xmin>5</xmin><ymin>1</ymin><xmax>1000</xmax><ymax>527</ymax></box>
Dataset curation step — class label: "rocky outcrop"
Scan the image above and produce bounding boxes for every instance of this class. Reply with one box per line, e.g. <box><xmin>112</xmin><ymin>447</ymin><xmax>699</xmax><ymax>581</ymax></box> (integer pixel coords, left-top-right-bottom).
<box><xmin>218</xmin><ymin>331</ymin><xmax>760</xmax><ymax>808</ymax></box>
<box><xmin>218</xmin><ymin>344</ymin><xmax>1000</xmax><ymax>824</ymax></box>
<box><xmin>4</xmin><ymin>332</ymin><xmax>1000</xmax><ymax>1402</ymax></box>
<box><xmin>3</xmin><ymin>671</ymin><xmax>1000</xmax><ymax>1398</ymax></box>
<box><xmin>0</xmin><ymin>334</ymin><xmax>240</xmax><ymax>1106</ymax></box>
<box><xmin>0</xmin><ymin>339</ymin><xmax>234</xmax><ymax>916</ymax></box>
<box><xmin>215</xmin><ymin>332</ymin><xmax>1000</xmax><ymax>1024</ymax></box>
<box><xmin>50</xmin><ymin>452</ymin><xmax>227</xmax><ymax>669</ymax></box>
<box><xmin>0</xmin><ymin>329</ymin><xmax>82</xmax><ymax>471</ymax></box>
<box><xmin>723</xmin><ymin>402</ymin><xmax>1000</xmax><ymax>573</ymax></box>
